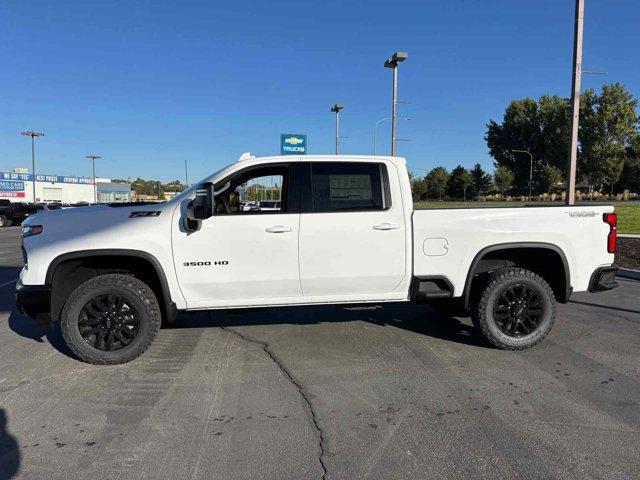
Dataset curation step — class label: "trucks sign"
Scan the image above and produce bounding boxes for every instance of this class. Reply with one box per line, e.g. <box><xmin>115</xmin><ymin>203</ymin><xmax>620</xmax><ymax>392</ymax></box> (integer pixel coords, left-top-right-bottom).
<box><xmin>280</xmin><ymin>134</ymin><xmax>307</xmax><ymax>155</ymax></box>
<box><xmin>0</xmin><ymin>180</ymin><xmax>25</xmax><ymax>198</ymax></box>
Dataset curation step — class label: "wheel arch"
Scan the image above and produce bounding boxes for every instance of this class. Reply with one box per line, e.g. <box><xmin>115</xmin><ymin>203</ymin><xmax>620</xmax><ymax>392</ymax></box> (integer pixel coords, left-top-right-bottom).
<box><xmin>463</xmin><ymin>242</ymin><xmax>571</xmax><ymax>309</ymax></box>
<box><xmin>46</xmin><ymin>249</ymin><xmax>176</xmax><ymax>323</ymax></box>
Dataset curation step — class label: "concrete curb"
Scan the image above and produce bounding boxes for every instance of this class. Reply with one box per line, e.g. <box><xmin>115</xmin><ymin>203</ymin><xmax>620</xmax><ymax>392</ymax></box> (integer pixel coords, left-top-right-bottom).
<box><xmin>617</xmin><ymin>268</ymin><xmax>640</xmax><ymax>281</ymax></box>
<box><xmin>619</xmin><ymin>234</ymin><xmax>640</xmax><ymax>239</ymax></box>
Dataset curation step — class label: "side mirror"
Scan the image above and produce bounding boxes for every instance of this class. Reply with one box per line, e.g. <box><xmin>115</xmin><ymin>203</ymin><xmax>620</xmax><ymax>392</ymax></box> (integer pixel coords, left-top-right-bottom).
<box><xmin>185</xmin><ymin>182</ymin><xmax>214</xmax><ymax>232</ymax></box>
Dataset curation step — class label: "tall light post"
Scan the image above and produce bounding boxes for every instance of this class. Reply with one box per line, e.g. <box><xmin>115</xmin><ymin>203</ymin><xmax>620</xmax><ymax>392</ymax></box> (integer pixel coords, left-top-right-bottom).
<box><xmin>20</xmin><ymin>131</ymin><xmax>45</xmax><ymax>202</ymax></box>
<box><xmin>184</xmin><ymin>159</ymin><xmax>189</xmax><ymax>186</ymax></box>
<box><xmin>512</xmin><ymin>149</ymin><xmax>534</xmax><ymax>198</ymax></box>
<box><xmin>330</xmin><ymin>103</ymin><xmax>344</xmax><ymax>155</ymax></box>
<box><xmin>86</xmin><ymin>155</ymin><xmax>101</xmax><ymax>203</ymax></box>
<box><xmin>373</xmin><ymin>117</ymin><xmax>411</xmax><ymax>155</ymax></box>
<box><xmin>566</xmin><ymin>0</ymin><xmax>584</xmax><ymax>205</ymax></box>
<box><xmin>384</xmin><ymin>51</ymin><xmax>408</xmax><ymax>156</ymax></box>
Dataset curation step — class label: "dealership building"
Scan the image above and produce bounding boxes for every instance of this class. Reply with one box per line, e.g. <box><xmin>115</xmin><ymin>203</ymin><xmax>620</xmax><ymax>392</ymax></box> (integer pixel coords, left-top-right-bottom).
<box><xmin>0</xmin><ymin>169</ymin><xmax>131</xmax><ymax>204</ymax></box>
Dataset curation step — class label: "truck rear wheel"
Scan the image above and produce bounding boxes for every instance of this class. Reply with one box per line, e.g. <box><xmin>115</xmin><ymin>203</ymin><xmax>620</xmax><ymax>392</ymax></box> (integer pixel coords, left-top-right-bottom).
<box><xmin>473</xmin><ymin>267</ymin><xmax>555</xmax><ymax>350</ymax></box>
<box><xmin>61</xmin><ymin>274</ymin><xmax>161</xmax><ymax>364</ymax></box>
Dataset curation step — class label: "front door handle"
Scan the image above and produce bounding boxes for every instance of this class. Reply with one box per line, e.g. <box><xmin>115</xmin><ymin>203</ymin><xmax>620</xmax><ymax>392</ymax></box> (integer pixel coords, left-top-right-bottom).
<box><xmin>373</xmin><ymin>223</ymin><xmax>401</xmax><ymax>231</ymax></box>
<box><xmin>265</xmin><ymin>225</ymin><xmax>293</xmax><ymax>233</ymax></box>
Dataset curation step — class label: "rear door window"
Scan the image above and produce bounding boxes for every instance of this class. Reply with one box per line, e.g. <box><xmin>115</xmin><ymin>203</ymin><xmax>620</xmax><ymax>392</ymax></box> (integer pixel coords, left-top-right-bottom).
<box><xmin>310</xmin><ymin>162</ymin><xmax>388</xmax><ymax>212</ymax></box>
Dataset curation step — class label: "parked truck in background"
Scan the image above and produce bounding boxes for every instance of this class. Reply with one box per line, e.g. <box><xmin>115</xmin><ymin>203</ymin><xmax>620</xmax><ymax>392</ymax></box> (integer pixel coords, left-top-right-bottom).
<box><xmin>0</xmin><ymin>200</ymin><xmax>38</xmax><ymax>227</ymax></box>
<box><xmin>16</xmin><ymin>155</ymin><xmax>619</xmax><ymax>364</ymax></box>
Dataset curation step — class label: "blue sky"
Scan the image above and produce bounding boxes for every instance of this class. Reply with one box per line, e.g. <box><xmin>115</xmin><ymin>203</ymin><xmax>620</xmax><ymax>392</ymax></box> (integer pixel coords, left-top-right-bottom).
<box><xmin>0</xmin><ymin>0</ymin><xmax>638</xmax><ymax>182</ymax></box>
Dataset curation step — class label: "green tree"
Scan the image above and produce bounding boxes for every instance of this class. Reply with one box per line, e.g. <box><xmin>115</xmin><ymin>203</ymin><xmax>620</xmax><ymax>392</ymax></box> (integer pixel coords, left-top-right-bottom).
<box><xmin>539</xmin><ymin>164</ymin><xmax>563</xmax><ymax>194</ymax></box>
<box><xmin>446</xmin><ymin>165</ymin><xmax>465</xmax><ymax>198</ymax></box>
<box><xmin>446</xmin><ymin>165</ymin><xmax>474</xmax><ymax>200</ymax></box>
<box><xmin>486</xmin><ymin>84</ymin><xmax>640</xmax><ymax>195</ymax></box>
<box><xmin>486</xmin><ymin>95</ymin><xmax>569</xmax><ymax>193</ymax></box>
<box><xmin>470</xmin><ymin>163</ymin><xmax>492</xmax><ymax>196</ymax></box>
<box><xmin>425</xmin><ymin>167</ymin><xmax>449</xmax><ymax>200</ymax></box>
<box><xmin>460</xmin><ymin>170</ymin><xmax>474</xmax><ymax>200</ymax></box>
<box><xmin>620</xmin><ymin>157</ymin><xmax>640</xmax><ymax>193</ymax></box>
<box><xmin>411</xmin><ymin>178</ymin><xmax>428</xmax><ymax>201</ymax></box>
<box><xmin>602</xmin><ymin>157</ymin><xmax>625</xmax><ymax>195</ymax></box>
<box><xmin>580</xmin><ymin>83</ymin><xmax>639</xmax><ymax>192</ymax></box>
<box><xmin>494</xmin><ymin>166</ymin><xmax>515</xmax><ymax>196</ymax></box>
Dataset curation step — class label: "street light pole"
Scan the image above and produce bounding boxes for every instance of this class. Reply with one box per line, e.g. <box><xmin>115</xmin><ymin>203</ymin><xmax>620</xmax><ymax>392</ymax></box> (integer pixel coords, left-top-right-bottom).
<box><xmin>512</xmin><ymin>149</ymin><xmax>534</xmax><ymax>198</ymax></box>
<box><xmin>330</xmin><ymin>103</ymin><xmax>344</xmax><ymax>155</ymax></box>
<box><xmin>85</xmin><ymin>155</ymin><xmax>101</xmax><ymax>203</ymax></box>
<box><xmin>20</xmin><ymin>131</ymin><xmax>44</xmax><ymax>202</ymax></box>
<box><xmin>384</xmin><ymin>52</ymin><xmax>408</xmax><ymax>156</ymax></box>
<box><xmin>566</xmin><ymin>0</ymin><xmax>584</xmax><ymax>205</ymax></box>
<box><xmin>184</xmin><ymin>159</ymin><xmax>189</xmax><ymax>186</ymax></box>
<box><xmin>374</xmin><ymin>117</ymin><xmax>411</xmax><ymax>155</ymax></box>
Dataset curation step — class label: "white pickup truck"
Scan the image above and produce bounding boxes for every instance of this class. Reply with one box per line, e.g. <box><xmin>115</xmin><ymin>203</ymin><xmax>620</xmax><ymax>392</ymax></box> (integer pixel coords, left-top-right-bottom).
<box><xmin>16</xmin><ymin>155</ymin><xmax>619</xmax><ymax>364</ymax></box>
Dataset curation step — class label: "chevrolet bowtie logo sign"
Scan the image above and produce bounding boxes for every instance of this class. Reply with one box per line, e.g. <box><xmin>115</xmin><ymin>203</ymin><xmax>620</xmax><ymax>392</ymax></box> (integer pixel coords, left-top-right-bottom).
<box><xmin>281</xmin><ymin>133</ymin><xmax>307</xmax><ymax>155</ymax></box>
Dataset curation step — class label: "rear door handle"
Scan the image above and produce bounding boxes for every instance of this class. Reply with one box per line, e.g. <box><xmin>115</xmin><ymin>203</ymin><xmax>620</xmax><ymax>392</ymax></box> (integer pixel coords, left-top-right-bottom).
<box><xmin>373</xmin><ymin>223</ymin><xmax>401</xmax><ymax>231</ymax></box>
<box><xmin>265</xmin><ymin>225</ymin><xmax>293</xmax><ymax>233</ymax></box>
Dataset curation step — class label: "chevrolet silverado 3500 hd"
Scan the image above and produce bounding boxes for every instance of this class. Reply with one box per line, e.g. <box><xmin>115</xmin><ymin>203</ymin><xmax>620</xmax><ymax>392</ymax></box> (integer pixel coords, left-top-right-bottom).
<box><xmin>16</xmin><ymin>155</ymin><xmax>619</xmax><ymax>364</ymax></box>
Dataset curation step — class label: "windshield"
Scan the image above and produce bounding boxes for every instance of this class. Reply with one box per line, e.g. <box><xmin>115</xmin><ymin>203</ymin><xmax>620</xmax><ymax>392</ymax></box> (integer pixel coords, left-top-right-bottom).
<box><xmin>165</xmin><ymin>164</ymin><xmax>231</xmax><ymax>204</ymax></box>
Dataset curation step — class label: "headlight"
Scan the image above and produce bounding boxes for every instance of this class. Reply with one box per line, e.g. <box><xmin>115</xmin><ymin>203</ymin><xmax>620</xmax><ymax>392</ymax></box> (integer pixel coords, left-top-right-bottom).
<box><xmin>22</xmin><ymin>225</ymin><xmax>43</xmax><ymax>238</ymax></box>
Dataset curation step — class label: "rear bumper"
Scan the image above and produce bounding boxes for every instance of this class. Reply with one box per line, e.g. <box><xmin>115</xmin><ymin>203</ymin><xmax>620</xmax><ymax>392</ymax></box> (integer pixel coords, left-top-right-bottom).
<box><xmin>588</xmin><ymin>264</ymin><xmax>619</xmax><ymax>293</ymax></box>
<box><xmin>15</xmin><ymin>280</ymin><xmax>52</xmax><ymax>327</ymax></box>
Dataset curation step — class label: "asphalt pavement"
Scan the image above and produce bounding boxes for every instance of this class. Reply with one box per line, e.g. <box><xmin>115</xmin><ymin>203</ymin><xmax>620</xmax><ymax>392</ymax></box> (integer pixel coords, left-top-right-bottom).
<box><xmin>1</xmin><ymin>226</ymin><xmax>639</xmax><ymax>480</ymax></box>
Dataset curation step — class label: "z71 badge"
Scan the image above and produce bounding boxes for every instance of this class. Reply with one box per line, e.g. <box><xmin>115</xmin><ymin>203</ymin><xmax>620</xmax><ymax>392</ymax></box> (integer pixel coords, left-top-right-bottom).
<box><xmin>129</xmin><ymin>211</ymin><xmax>161</xmax><ymax>217</ymax></box>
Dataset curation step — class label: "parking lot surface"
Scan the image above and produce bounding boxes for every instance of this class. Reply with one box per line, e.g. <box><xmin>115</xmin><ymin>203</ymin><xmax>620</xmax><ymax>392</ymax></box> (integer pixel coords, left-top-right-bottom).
<box><xmin>1</xmin><ymin>226</ymin><xmax>639</xmax><ymax>480</ymax></box>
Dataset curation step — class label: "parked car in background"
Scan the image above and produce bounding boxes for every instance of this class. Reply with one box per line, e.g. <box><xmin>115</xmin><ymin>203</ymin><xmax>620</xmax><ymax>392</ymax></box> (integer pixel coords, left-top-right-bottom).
<box><xmin>255</xmin><ymin>200</ymin><xmax>281</xmax><ymax>211</ymax></box>
<box><xmin>241</xmin><ymin>201</ymin><xmax>258</xmax><ymax>211</ymax></box>
<box><xmin>0</xmin><ymin>200</ymin><xmax>40</xmax><ymax>227</ymax></box>
<box><xmin>35</xmin><ymin>203</ymin><xmax>51</xmax><ymax>212</ymax></box>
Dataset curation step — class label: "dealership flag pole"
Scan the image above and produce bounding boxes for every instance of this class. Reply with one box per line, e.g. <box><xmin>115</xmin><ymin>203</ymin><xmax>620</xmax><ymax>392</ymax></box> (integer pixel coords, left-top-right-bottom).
<box><xmin>565</xmin><ymin>0</ymin><xmax>584</xmax><ymax>205</ymax></box>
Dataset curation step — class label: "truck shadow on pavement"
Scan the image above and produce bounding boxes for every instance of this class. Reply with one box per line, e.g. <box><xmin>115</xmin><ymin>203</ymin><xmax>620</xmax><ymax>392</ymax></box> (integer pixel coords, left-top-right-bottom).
<box><xmin>0</xmin><ymin>409</ymin><xmax>20</xmax><ymax>480</ymax></box>
<box><xmin>167</xmin><ymin>303</ymin><xmax>485</xmax><ymax>348</ymax></box>
<box><xmin>7</xmin><ymin>300</ymin><xmax>485</xmax><ymax>361</ymax></box>
<box><xmin>7</xmin><ymin>308</ymin><xmax>74</xmax><ymax>357</ymax></box>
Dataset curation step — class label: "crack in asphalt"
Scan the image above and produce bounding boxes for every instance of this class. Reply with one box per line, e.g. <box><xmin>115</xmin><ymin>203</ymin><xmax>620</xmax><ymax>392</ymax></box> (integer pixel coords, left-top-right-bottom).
<box><xmin>222</xmin><ymin>325</ymin><xmax>329</xmax><ymax>480</ymax></box>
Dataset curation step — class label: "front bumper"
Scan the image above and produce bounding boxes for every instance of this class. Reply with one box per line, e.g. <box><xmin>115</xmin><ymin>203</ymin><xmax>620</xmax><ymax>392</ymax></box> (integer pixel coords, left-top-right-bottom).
<box><xmin>588</xmin><ymin>264</ymin><xmax>619</xmax><ymax>293</ymax></box>
<box><xmin>15</xmin><ymin>280</ymin><xmax>52</xmax><ymax>327</ymax></box>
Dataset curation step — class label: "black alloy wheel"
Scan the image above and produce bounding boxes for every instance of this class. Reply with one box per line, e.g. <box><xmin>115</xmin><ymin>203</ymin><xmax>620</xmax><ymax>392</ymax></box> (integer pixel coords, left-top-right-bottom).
<box><xmin>78</xmin><ymin>294</ymin><xmax>140</xmax><ymax>351</ymax></box>
<box><xmin>492</xmin><ymin>283</ymin><xmax>545</xmax><ymax>338</ymax></box>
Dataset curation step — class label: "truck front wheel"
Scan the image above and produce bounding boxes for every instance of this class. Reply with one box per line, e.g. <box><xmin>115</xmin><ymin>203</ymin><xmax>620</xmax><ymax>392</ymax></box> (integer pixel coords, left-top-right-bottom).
<box><xmin>472</xmin><ymin>267</ymin><xmax>556</xmax><ymax>350</ymax></box>
<box><xmin>0</xmin><ymin>215</ymin><xmax>11</xmax><ymax>227</ymax></box>
<box><xmin>61</xmin><ymin>274</ymin><xmax>161</xmax><ymax>364</ymax></box>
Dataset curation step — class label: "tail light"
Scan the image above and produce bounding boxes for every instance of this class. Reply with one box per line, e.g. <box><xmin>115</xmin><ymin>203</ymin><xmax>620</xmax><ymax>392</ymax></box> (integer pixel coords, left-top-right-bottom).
<box><xmin>603</xmin><ymin>213</ymin><xmax>617</xmax><ymax>253</ymax></box>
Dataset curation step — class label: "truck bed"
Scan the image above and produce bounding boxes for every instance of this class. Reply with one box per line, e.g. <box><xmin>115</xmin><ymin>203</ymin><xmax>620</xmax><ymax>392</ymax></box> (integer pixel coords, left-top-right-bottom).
<box><xmin>412</xmin><ymin>205</ymin><xmax>615</xmax><ymax>297</ymax></box>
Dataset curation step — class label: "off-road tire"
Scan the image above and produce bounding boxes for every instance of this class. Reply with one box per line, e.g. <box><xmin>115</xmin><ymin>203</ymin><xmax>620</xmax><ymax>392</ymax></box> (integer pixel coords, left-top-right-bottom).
<box><xmin>61</xmin><ymin>274</ymin><xmax>161</xmax><ymax>364</ymax></box>
<box><xmin>473</xmin><ymin>267</ymin><xmax>556</xmax><ymax>350</ymax></box>
<box><xmin>0</xmin><ymin>215</ymin><xmax>11</xmax><ymax>227</ymax></box>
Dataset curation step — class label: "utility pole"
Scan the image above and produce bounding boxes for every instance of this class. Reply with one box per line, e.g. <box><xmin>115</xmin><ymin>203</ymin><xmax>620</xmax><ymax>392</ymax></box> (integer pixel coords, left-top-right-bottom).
<box><xmin>512</xmin><ymin>150</ymin><xmax>534</xmax><ymax>198</ymax></box>
<box><xmin>331</xmin><ymin>103</ymin><xmax>344</xmax><ymax>154</ymax></box>
<box><xmin>20</xmin><ymin>131</ymin><xmax>44</xmax><ymax>202</ymax></box>
<box><xmin>566</xmin><ymin>0</ymin><xmax>584</xmax><ymax>205</ymax></box>
<box><xmin>85</xmin><ymin>155</ymin><xmax>101</xmax><ymax>203</ymax></box>
<box><xmin>384</xmin><ymin>52</ymin><xmax>408</xmax><ymax>156</ymax></box>
<box><xmin>184</xmin><ymin>159</ymin><xmax>189</xmax><ymax>186</ymax></box>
